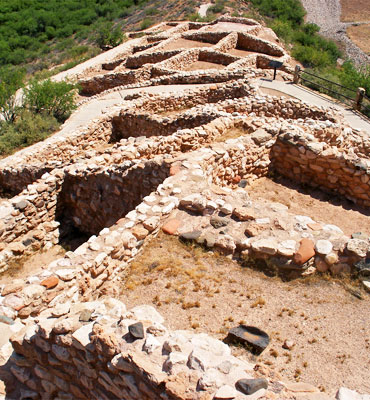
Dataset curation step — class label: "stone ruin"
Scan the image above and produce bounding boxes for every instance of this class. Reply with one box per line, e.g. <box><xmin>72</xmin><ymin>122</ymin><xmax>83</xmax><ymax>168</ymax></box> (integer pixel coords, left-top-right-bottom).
<box><xmin>0</xmin><ymin>16</ymin><xmax>369</xmax><ymax>400</ymax></box>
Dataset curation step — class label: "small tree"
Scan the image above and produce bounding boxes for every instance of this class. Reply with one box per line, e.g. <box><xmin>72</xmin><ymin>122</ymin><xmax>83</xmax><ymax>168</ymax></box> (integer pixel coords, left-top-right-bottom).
<box><xmin>0</xmin><ymin>67</ymin><xmax>25</xmax><ymax>123</ymax></box>
<box><xmin>24</xmin><ymin>79</ymin><xmax>78</xmax><ymax>122</ymax></box>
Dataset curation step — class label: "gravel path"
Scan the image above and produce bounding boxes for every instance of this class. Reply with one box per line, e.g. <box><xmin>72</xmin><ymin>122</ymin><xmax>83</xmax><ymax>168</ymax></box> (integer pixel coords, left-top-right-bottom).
<box><xmin>300</xmin><ymin>0</ymin><xmax>370</xmax><ymax>66</ymax></box>
<box><xmin>198</xmin><ymin>3</ymin><xmax>212</xmax><ymax>17</ymax></box>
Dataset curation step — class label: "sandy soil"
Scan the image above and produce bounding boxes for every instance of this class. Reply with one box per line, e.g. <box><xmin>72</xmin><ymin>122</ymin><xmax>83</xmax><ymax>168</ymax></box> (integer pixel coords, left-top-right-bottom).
<box><xmin>119</xmin><ymin>233</ymin><xmax>370</xmax><ymax>396</ymax></box>
<box><xmin>183</xmin><ymin>61</ymin><xmax>225</xmax><ymax>71</ymax></box>
<box><xmin>247</xmin><ymin>177</ymin><xmax>370</xmax><ymax>236</ymax></box>
<box><xmin>0</xmin><ymin>245</ymin><xmax>66</xmax><ymax>285</ymax></box>
<box><xmin>340</xmin><ymin>0</ymin><xmax>370</xmax><ymax>22</ymax></box>
<box><xmin>228</xmin><ymin>48</ymin><xmax>256</xmax><ymax>57</ymax></box>
<box><xmin>160</xmin><ymin>39</ymin><xmax>213</xmax><ymax>51</ymax></box>
<box><xmin>347</xmin><ymin>24</ymin><xmax>370</xmax><ymax>54</ymax></box>
<box><xmin>208</xmin><ymin>22</ymin><xmax>256</xmax><ymax>32</ymax></box>
<box><xmin>259</xmin><ymin>87</ymin><xmax>297</xmax><ymax>99</ymax></box>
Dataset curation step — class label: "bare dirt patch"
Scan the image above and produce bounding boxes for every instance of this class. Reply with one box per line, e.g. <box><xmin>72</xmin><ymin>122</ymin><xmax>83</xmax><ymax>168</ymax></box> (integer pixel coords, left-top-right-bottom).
<box><xmin>120</xmin><ymin>233</ymin><xmax>370</xmax><ymax>396</ymax></box>
<box><xmin>246</xmin><ymin>177</ymin><xmax>370</xmax><ymax>236</ymax></box>
<box><xmin>228</xmin><ymin>48</ymin><xmax>255</xmax><ymax>57</ymax></box>
<box><xmin>183</xmin><ymin>60</ymin><xmax>225</xmax><ymax>71</ymax></box>
<box><xmin>259</xmin><ymin>87</ymin><xmax>297</xmax><ymax>99</ymax></box>
<box><xmin>160</xmin><ymin>39</ymin><xmax>213</xmax><ymax>51</ymax></box>
<box><xmin>0</xmin><ymin>245</ymin><xmax>66</xmax><ymax>285</ymax></box>
<box><xmin>347</xmin><ymin>24</ymin><xmax>370</xmax><ymax>54</ymax></box>
<box><xmin>340</xmin><ymin>0</ymin><xmax>370</xmax><ymax>22</ymax></box>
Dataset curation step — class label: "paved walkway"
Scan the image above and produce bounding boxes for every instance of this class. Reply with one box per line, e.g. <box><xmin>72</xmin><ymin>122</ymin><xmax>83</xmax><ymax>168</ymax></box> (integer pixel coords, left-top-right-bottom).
<box><xmin>198</xmin><ymin>3</ymin><xmax>212</xmax><ymax>17</ymax></box>
<box><xmin>61</xmin><ymin>84</ymin><xmax>213</xmax><ymax>133</ymax></box>
<box><xmin>257</xmin><ymin>78</ymin><xmax>370</xmax><ymax>133</ymax></box>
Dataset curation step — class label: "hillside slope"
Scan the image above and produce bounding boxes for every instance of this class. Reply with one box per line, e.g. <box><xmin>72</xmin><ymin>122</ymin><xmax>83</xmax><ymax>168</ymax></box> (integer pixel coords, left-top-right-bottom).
<box><xmin>300</xmin><ymin>0</ymin><xmax>370</xmax><ymax>65</ymax></box>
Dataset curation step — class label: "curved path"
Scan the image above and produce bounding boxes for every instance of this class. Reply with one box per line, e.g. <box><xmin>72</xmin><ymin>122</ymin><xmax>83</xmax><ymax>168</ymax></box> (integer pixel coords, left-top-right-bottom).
<box><xmin>257</xmin><ymin>78</ymin><xmax>370</xmax><ymax>133</ymax></box>
<box><xmin>59</xmin><ymin>84</ymin><xmax>214</xmax><ymax>134</ymax></box>
<box><xmin>198</xmin><ymin>3</ymin><xmax>212</xmax><ymax>18</ymax></box>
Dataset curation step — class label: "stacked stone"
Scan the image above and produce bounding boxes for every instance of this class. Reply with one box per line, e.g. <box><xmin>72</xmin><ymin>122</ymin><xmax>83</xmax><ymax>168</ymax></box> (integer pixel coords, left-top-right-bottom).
<box><xmin>271</xmin><ymin>131</ymin><xmax>370</xmax><ymax>207</ymax></box>
<box><xmin>7</xmin><ymin>299</ymin><xmax>266</xmax><ymax>400</ymax></box>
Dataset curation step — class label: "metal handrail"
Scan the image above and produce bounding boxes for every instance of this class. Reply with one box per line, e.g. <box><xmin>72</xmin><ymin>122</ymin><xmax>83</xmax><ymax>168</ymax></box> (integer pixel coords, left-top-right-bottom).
<box><xmin>301</xmin><ymin>69</ymin><xmax>358</xmax><ymax>94</ymax></box>
<box><xmin>301</xmin><ymin>77</ymin><xmax>355</xmax><ymax>103</ymax></box>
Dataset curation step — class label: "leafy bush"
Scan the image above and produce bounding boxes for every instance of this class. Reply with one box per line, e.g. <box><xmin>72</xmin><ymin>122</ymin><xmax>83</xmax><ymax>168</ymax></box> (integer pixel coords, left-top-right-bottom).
<box><xmin>0</xmin><ymin>111</ymin><xmax>59</xmax><ymax>155</ymax></box>
<box><xmin>24</xmin><ymin>79</ymin><xmax>78</xmax><ymax>122</ymax></box>
<box><xmin>96</xmin><ymin>22</ymin><xmax>124</xmax><ymax>49</ymax></box>
<box><xmin>250</xmin><ymin>0</ymin><xmax>305</xmax><ymax>25</ymax></box>
<box><xmin>140</xmin><ymin>18</ymin><xmax>153</xmax><ymax>30</ymax></box>
<box><xmin>0</xmin><ymin>67</ymin><xmax>25</xmax><ymax>123</ymax></box>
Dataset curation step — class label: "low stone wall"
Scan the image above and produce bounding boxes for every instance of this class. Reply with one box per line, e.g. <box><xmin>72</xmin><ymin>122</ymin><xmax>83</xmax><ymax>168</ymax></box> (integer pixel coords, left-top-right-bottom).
<box><xmin>237</xmin><ymin>33</ymin><xmax>285</xmax><ymax>57</ymax></box>
<box><xmin>111</xmin><ymin>109</ymin><xmax>219</xmax><ymax>141</ymax></box>
<box><xmin>198</xmin><ymin>49</ymin><xmax>240</xmax><ymax>66</ymax></box>
<box><xmin>182</xmin><ymin>31</ymin><xmax>229</xmax><ymax>44</ymax></box>
<box><xmin>8</xmin><ymin>299</ymin><xmax>263</xmax><ymax>400</ymax></box>
<box><xmin>125</xmin><ymin>50</ymin><xmax>181</xmax><ymax>69</ymax></box>
<box><xmin>79</xmin><ymin>68</ymin><xmax>151</xmax><ymax>96</ymax></box>
<box><xmin>271</xmin><ymin>132</ymin><xmax>370</xmax><ymax>207</ymax></box>
<box><xmin>213</xmin><ymin>32</ymin><xmax>238</xmax><ymax>53</ymax></box>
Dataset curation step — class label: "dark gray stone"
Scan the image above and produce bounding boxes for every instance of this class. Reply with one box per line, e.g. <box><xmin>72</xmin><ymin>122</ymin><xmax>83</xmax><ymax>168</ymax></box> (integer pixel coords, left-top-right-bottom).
<box><xmin>354</xmin><ymin>258</ymin><xmax>370</xmax><ymax>276</ymax></box>
<box><xmin>225</xmin><ymin>325</ymin><xmax>269</xmax><ymax>355</ymax></box>
<box><xmin>236</xmin><ymin>378</ymin><xmax>268</xmax><ymax>395</ymax></box>
<box><xmin>79</xmin><ymin>309</ymin><xmax>92</xmax><ymax>322</ymax></box>
<box><xmin>14</xmin><ymin>200</ymin><xmax>29</xmax><ymax>211</ymax></box>
<box><xmin>210</xmin><ymin>216</ymin><xmax>229</xmax><ymax>229</ymax></box>
<box><xmin>180</xmin><ymin>231</ymin><xmax>202</xmax><ymax>241</ymax></box>
<box><xmin>238</xmin><ymin>179</ymin><xmax>248</xmax><ymax>188</ymax></box>
<box><xmin>129</xmin><ymin>322</ymin><xmax>144</xmax><ymax>339</ymax></box>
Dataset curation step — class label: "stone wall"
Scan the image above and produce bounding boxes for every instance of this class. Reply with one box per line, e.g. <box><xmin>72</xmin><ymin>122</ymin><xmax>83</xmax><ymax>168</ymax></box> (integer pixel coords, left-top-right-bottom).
<box><xmin>8</xmin><ymin>299</ymin><xmax>264</xmax><ymax>400</ymax></box>
<box><xmin>80</xmin><ymin>68</ymin><xmax>151</xmax><ymax>96</ymax></box>
<box><xmin>56</xmin><ymin>161</ymin><xmax>170</xmax><ymax>236</ymax></box>
<box><xmin>111</xmin><ymin>110</ymin><xmax>219</xmax><ymax>141</ymax></box>
<box><xmin>125</xmin><ymin>49</ymin><xmax>182</xmax><ymax>69</ymax></box>
<box><xmin>237</xmin><ymin>33</ymin><xmax>285</xmax><ymax>57</ymax></box>
<box><xmin>271</xmin><ymin>132</ymin><xmax>370</xmax><ymax>207</ymax></box>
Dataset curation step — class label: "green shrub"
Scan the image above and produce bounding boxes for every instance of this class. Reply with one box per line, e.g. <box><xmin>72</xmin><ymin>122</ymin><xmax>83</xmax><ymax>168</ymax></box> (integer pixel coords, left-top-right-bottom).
<box><xmin>140</xmin><ymin>17</ymin><xmax>153</xmax><ymax>30</ymax></box>
<box><xmin>96</xmin><ymin>22</ymin><xmax>124</xmax><ymax>49</ymax></box>
<box><xmin>0</xmin><ymin>67</ymin><xmax>25</xmax><ymax>123</ymax></box>
<box><xmin>24</xmin><ymin>79</ymin><xmax>78</xmax><ymax>122</ymax></box>
<box><xmin>250</xmin><ymin>0</ymin><xmax>306</xmax><ymax>25</ymax></box>
<box><xmin>0</xmin><ymin>111</ymin><xmax>59</xmax><ymax>155</ymax></box>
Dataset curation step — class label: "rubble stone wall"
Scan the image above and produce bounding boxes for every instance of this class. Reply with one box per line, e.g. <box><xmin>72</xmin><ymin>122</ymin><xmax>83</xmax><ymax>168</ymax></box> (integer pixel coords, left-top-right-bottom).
<box><xmin>8</xmin><ymin>299</ymin><xmax>259</xmax><ymax>400</ymax></box>
<box><xmin>57</xmin><ymin>161</ymin><xmax>170</xmax><ymax>236</ymax></box>
<box><xmin>237</xmin><ymin>33</ymin><xmax>285</xmax><ymax>57</ymax></box>
<box><xmin>271</xmin><ymin>133</ymin><xmax>370</xmax><ymax>207</ymax></box>
<box><xmin>80</xmin><ymin>68</ymin><xmax>151</xmax><ymax>96</ymax></box>
<box><xmin>125</xmin><ymin>49</ymin><xmax>182</xmax><ymax>69</ymax></box>
<box><xmin>198</xmin><ymin>49</ymin><xmax>240</xmax><ymax>65</ymax></box>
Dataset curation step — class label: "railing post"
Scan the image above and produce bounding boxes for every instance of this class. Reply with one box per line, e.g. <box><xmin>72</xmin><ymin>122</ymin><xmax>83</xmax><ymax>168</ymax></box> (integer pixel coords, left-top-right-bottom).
<box><xmin>293</xmin><ymin>65</ymin><xmax>301</xmax><ymax>84</ymax></box>
<box><xmin>354</xmin><ymin>87</ymin><xmax>365</xmax><ymax>111</ymax></box>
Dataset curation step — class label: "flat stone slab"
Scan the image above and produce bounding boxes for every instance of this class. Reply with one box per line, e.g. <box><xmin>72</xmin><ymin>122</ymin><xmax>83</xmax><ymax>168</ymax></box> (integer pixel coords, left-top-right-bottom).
<box><xmin>225</xmin><ymin>325</ymin><xmax>269</xmax><ymax>355</ymax></box>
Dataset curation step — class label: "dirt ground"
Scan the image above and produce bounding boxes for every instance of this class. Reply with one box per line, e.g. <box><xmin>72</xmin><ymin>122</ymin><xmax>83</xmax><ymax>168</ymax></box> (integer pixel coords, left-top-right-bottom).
<box><xmin>0</xmin><ymin>245</ymin><xmax>66</xmax><ymax>285</ymax></box>
<box><xmin>228</xmin><ymin>48</ymin><xmax>256</xmax><ymax>57</ymax></box>
<box><xmin>340</xmin><ymin>0</ymin><xmax>370</xmax><ymax>22</ymax></box>
<box><xmin>247</xmin><ymin>177</ymin><xmax>370</xmax><ymax>236</ymax></box>
<box><xmin>346</xmin><ymin>24</ymin><xmax>370</xmax><ymax>54</ymax></box>
<box><xmin>160</xmin><ymin>39</ymin><xmax>213</xmax><ymax>51</ymax></box>
<box><xmin>184</xmin><ymin>61</ymin><xmax>225</xmax><ymax>71</ymax></box>
<box><xmin>119</xmin><ymin>233</ymin><xmax>370</xmax><ymax>396</ymax></box>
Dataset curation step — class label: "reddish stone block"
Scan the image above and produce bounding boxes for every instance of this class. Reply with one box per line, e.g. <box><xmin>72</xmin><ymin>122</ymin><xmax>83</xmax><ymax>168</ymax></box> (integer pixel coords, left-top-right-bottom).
<box><xmin>162</xmin><ymin>219</ymin><xmax>181</xmax><ymax>235</ymax></box>
<box><xmin>293</xmin><ymin>238</ymin><xmax>315</xmax><ymax>265</ymax></box>
<box><xmin>40</xmin><ymin>276</ymin><xmax>59</xmax><ymax>289</ymax></box>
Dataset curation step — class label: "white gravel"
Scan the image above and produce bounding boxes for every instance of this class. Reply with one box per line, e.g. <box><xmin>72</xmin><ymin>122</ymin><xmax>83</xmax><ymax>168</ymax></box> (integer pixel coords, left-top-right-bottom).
<box><xmin>300</xmin><ymin>0</ymin><xmax>370</xmax><ymax>66</ymax></box>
